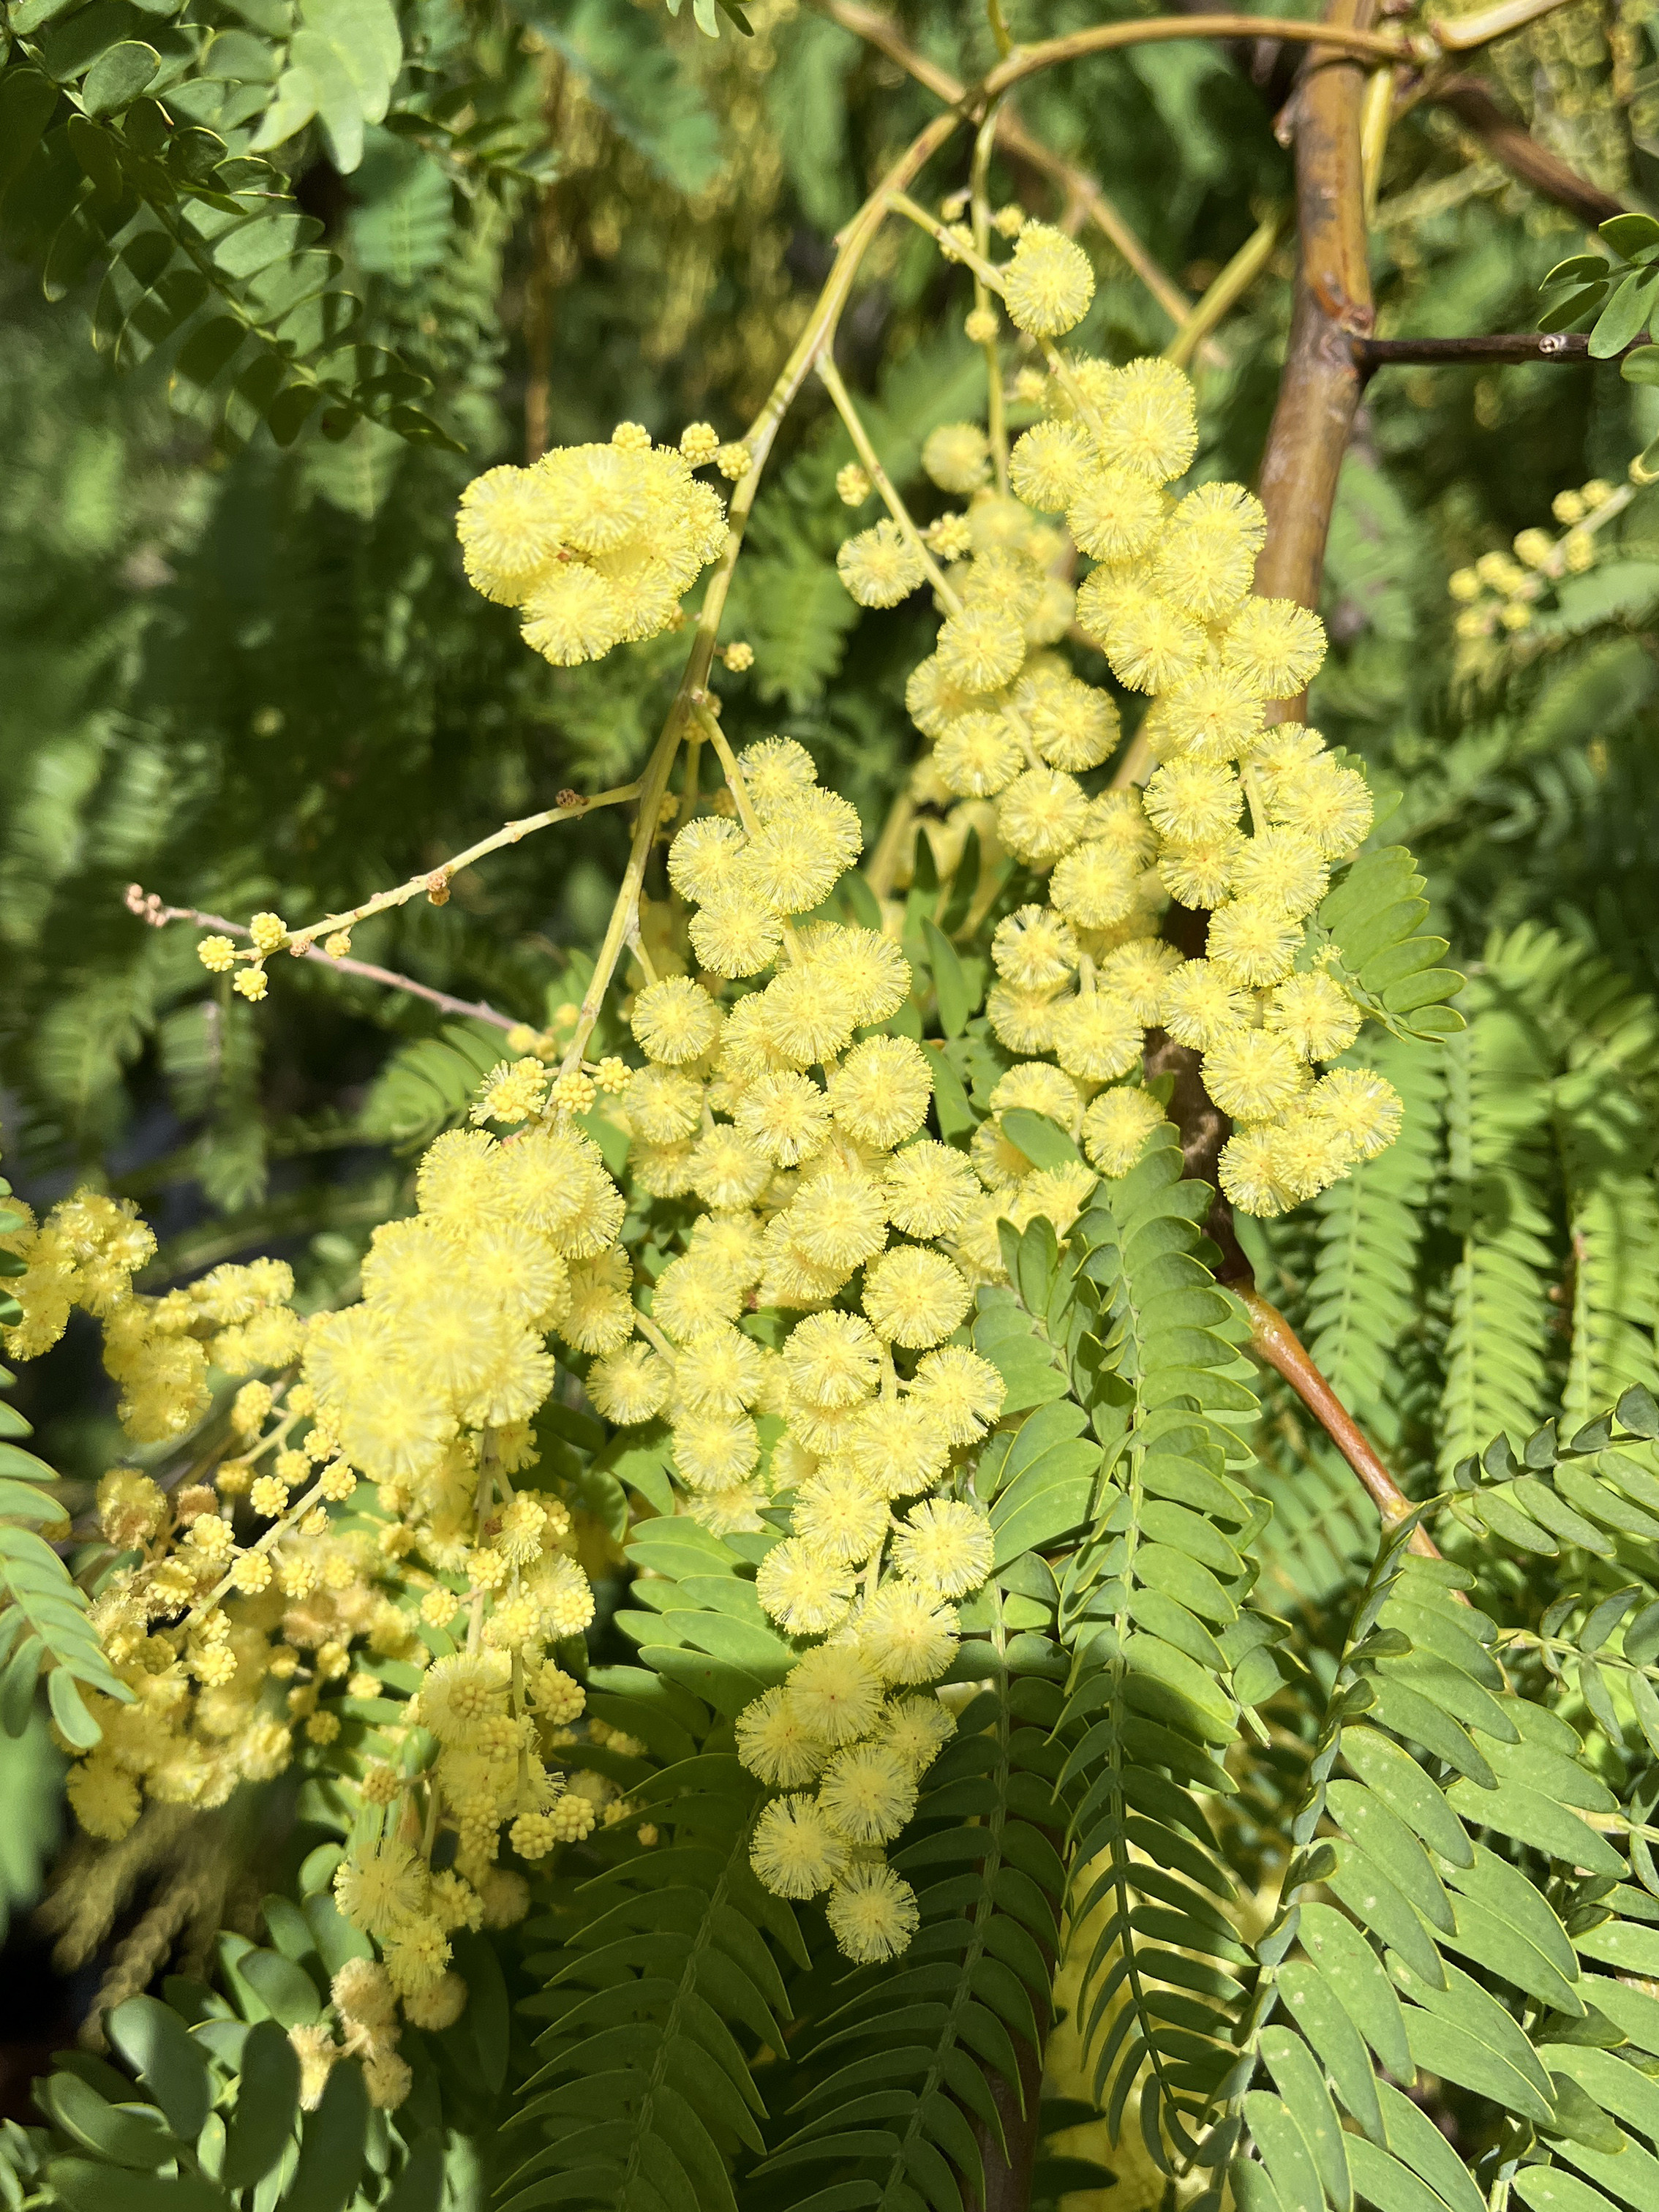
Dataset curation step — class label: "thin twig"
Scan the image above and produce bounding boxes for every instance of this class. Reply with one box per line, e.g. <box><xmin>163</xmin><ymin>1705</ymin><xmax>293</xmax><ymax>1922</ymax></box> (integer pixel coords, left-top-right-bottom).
<box><xmin>277</xmin><ymin>783</ymin><xmax>642</xmax><ymax>954</ymax></box>
<box><xmin>1355</xmin><ymin>330</ymin><xmax>1605</xmax><ymax>371</ymax></box>
<box><xmin>1242</xmin><ymin>1291</ymin><xmax>1443</xmax><ymax>1559</ymax></box>
<box><xmin>813</xmin><ymin>0</ymin><xmax>1205</xmax><ymax>342</ymax></box>
<box><xmin>124</xmin><ymin>887</ymin><xmax>524</xmax><ymax>1034</ymax></box>
<box><xmin>982</xmin><ymin>16</ymin><xmax>1418</xmax><ymax>99</ymax></box>
<box><xmin>816</xmin><ymin>354</ymin><xmax>961</xmax><ymax>609</ymax></box>
<box><xmin>557</xmin><ymin>110</ymin><xmax>963</xmax><ymax>1075</ymax></box>
<box><xmin>1164</xmin><ymin>201</ymin><xmax>1292</xmax><ymax>369</ymax></box>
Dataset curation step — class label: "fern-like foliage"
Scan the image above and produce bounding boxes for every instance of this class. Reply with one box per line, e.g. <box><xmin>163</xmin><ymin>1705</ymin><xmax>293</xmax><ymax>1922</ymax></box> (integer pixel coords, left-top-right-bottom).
<box><xmin>1232</xmin><ymin>1384</ymin><xmax>1659</xmax><ymax>2212</ymax></box>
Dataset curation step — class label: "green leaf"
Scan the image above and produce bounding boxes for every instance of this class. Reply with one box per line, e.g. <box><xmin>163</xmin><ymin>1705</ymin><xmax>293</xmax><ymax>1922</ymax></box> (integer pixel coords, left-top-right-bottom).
<box><xmin>45</xmin><ymin>2166</ymin><xmax>228</xmax><ymax>2212</ymax></box>
<box><xmin>105</xmin><ymin>1997</ymin><xmax>213</xmax><ymax>2140</ymax></box>
<box><xmin>79</xmin><ymin>42</ymin><xmax>160</xmax><ymax>118</ymax></box>
<box><xmin>1443</xmin><ymin>1778</ymin><xmax>1623</xmax><ymax>1875</ymax></box>
<box><xmin>284</xmin><ymin>2053</ymin><xmax>368</xmax><ymax>2212</ymax></box>
<box><xmin>922</xmin><ymin>918</ymin><xmax>974</xmax><ymax>1039</ymax></box>
<box><xmin>0</xmin><ymin>73</ymin><xmax>61</xmax><ymax>203</ymax></box>
<box><xmin>46</xmin><ymin>1669</ymin><xmax>100</xmax><ymax>1750</ymax></box>
<box><xmin>1296</xmin><ymin>1904</ymin><xmax>1413</xmax><ymax>2080</ymax></box>
<box><xmin>222</xmin><ymin>2020</ymin><xmax>300</xmax><ymax>2186</ymax></box>
<box><xmin>35</xmin><ymin>2073</ymin><xmax>179</xmax><ymax>2168</ymax></box>
<box><xmin>998</xmin><ymin>1110</ymin><xmax>1081</xmax><ymax>1172</ymax></box>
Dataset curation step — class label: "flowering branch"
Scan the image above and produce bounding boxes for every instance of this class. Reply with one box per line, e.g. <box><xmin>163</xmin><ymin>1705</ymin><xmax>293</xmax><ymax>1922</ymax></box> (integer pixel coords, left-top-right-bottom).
<box><xmin>557</xmin><ymin>110</ymin><xmax>961</xmax><ymax>1075</ymax></box>
<box><xmin>811</xmin><ymin>0</ymin><xmax>1205</xmax><ymax>345</ymax></box>
<box><xmin>275</xmin><ymin>782</ymin><xmax>642</xmax><ymax>955</ymax></box>
<box><xmin>124</xmin><ymin>887</ymin><xmax>525</xmax><ymax>1034</ymax></box>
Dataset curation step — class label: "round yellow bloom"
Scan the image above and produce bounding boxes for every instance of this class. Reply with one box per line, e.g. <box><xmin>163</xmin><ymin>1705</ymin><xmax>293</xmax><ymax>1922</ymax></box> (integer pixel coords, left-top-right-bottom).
<box><xmin>936</xmin><ymin>603</ymin><xmax>1026</xmax><ymax>694</ymax></box>
<box><xmin>456</xmin><ymin>464</ymin><xmax>564</xmax><ymax>603</ymax></box>
<box><xmin>197</xmin><ymin>934</ymin><xmax>237</xmax><ymax>973</ymax></box>
<box><xmin>854</xmin><ymin>1582</ymin><xmax>959</xmax><ymax>1682</ymax></box>
<box><xmin>1002</xmin><ymin>222</ymin><xmax>1095</xmax><ymax>336</ymax></box>
<box><xmin>830</xmin><ymin>1037</ymin><xmax>933</xmax><ymax>1148</ymax></box>
<box><xmin>1051</xmin><ymin>993</ymin><xmax>1143</xmax><ymax>1082</ymax></box>
<box><xmin>1022</xmin><ymin>672</ymin><xmax>1120</xmax><ymax>772</ymax></box>
<box><xmin>1009</xmin><ymin>421</ymin><xmax>1092</xmax><ymax>512</ymax></box>
<box><xmin>1311</xmin><ymin>1069</ymin><xmax>1403</xmax><ymax>1157</ymax></box>
<box><xmin>794</xmin><ymin>1470</ymin><xmax>889</xmax><ymax>1565</ymax></box>
<box><xmin>735</xmin><ymin>1071</ymin><xmax>832</xmax><ymax>1166</ymax></box>
<box><xmin>1081</xmin><ymin>1088</ymin><xmax>1165</xmax><ymax>1176</ymax></box>
<box><xmin>922</xmin><ymin>422</ymin><xmax>992</xmax><ymax>494</ymax></box>
<box><xmin>838</xmin><ymin>519</ymin><xmax>927</xmax><ymax>609</ymax></box>
<box><xmin>997</xmin><ymin>768</ymin><xmax>1090</xmax><ymax>865</ymax></box>
<box><xmin>756</xmin><ymin>1538</ymin><xmax>857</xmax><ymax>1635</ymax></box>
<box><xmin>1271</xmin><ymin>1110</ymin><xmax>1355</xmax><ymax>1201</ymax></box>
<box><xmin>1202</xmin><ymin>1030</ymin><xmax>1308</xmax><ymax>1122</ymax></box>
<box><xmin>622</xmin><ymin>1064</ymin><xmax>702</xmax><ymax>1144</ymax></box>
<box><xmin>892</xmin><ymin>1499</ymin><xmax>994</xmax><ymax>1598</ymax></box>
<box><xmin>883</xmin><ymin>1141</ymin><xmax>980</xmax><ymax>1240</ymax></box>
<box><xmin>671</xmin><ymin>1410</ymin><xmax>759</xmax><ymax>1490</ymax></box>
<box><xmin>936</xmin><ymin>711</ymin><xmax>1024</xmax><ymax>799</ymax></box>
<box><xmin>519</xmin><ymin>563</ymin><xmax>623</xmax><ymax>666</ymax></box>
<box><xmin>1230</xmin><ymin>827</ymin><xmax>1329</xmax><ymax>919</ymax></box>
<box><xmin>826</xmin><ymin>1862</ymin><xmax>920</xmax><ymax>1963</ymax></box>
<box><xmin>1162</xmin><ymin>960</ymin><xmax>1250</xmax><ymax>1052</ymax></box>
<box><xmin>750</xmin><ymin>1794</ymin><xmax>849</xmax><ymax>1898</ymax></box>
<box><xmin>818</xmin><ymin>1743</ymin><xmax>917</xmax><ymax>1844</ymax></box>
<box><xmin>631</xmin><ymin>978</ymin><xmax>722</xmax><ymax>1065</ymax></box>
<box><xmin>1205</xmin><ymin>898</ymin><xmax>1303</xmax><ymax>988</ymax></box>
<box><xmin>783</xmin><ymin>1311</ymin><xmax>882</xmax><ymax>1409</ymax></box>
<box><xmin>1067</xmin><ymin>465</ymin><xmax>1165</xmax><ymax>562</ymax></box>
<box><xmin>862</xmin><ymin>1246</ymin><xmax>973</xmax><ymax>1349</ymax></box>
<box><xmin>1222</xmin><ymin>598</ymin><xmax>1328</xmax><ymax>698</ymax></box>
<box><xmin>785</xmin><ymin>1644</ymin><xmax>886</xmax><ymax>1745</ymax></box>
<box><xmin>334</xmin><ymin>1840</ymin><xmax>429</xmax><ymax>1938</ymax></box>
<box><xmin>690</xmin><ymin>895</ymin><xmax>782</xmax><ymax>979</ymax></box>
<box><xmin>1218</xmin><ymin>1126</ymin><xmax>1290</xmax><ymax>1218</ymax></box>
<box><xmin>908</xmin><ymin>1345</ymin><xmax>1004</xmax><ymax>1443</ymax></box>
<box><xmin>987</xmin><ymin>981</ymin><xmax>1062</xmax><ymax>1056</ymax></box>
<box><xmin>739</xmin><ymin>736</ymin><xmax>818</xmax><ymax>816</ymax></box>
<box><xmin>1092</xmin><ymin>357</ymin><xmax>1198</xmax><ymax>482</ymax></box>
<box><xmin>736</xmin><ymin>1686</ymin><xmax>831</xmax><ymax>1787</ymax></box>
<box><xmin>1049</xmin><ymin>841</ymin><xmax>1138</xmax><ymax>930</ymax></box>
<box><xmin>669</xmin><ymin>815</ymin><xmax>746</xmax><ymax>904</ymax></box>
<box><xmin>992</xmin><ymin>906</ymin><xmax>1078</xmax><ymax>991</ymax></box>
<box><xmin>1264</xmin><ymin>972</ymin><xmax>1361</xmax><ymax>1061</ymax></box>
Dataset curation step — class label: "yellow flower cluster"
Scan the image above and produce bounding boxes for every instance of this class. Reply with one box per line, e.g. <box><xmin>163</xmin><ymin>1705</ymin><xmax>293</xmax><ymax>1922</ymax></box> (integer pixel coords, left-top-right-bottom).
<box><xmin>848</xmin><ymin>351</ymin><xmax>1404</xmax><ymax>1219</ymax></box>
<box><xmin>456</xmin><ymin>421</ymin><xmax>730</xmax><ymax>666</ymax></box>
<box><xmin>1447</xmin><ymin>471</ymin><xmax>1628</xmax><ymax>642</ymax></box>
<box><xmin>4</xmin><ymin>1122</ymin><xmax>639</xmax><ymax>2095</ymax></box>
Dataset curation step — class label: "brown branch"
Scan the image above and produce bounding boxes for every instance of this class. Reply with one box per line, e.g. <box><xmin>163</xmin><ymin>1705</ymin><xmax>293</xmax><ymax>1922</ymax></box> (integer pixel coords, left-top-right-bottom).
<box><xmin>1424</xmin><ymin>75</ymin><xmax>1628</xmax><ymax>227</ymax></box>
<box><xmin>814</xmin><ymin>0</ymin><xmax>1202</xmax><ymax>339</ymax></box>
<box><xmin>124</xmin><ymin>886</ymin><xmax>523</xmax><ymax>1034</ymax></box>
<box><xmin>1242</xmin><ymin>1291</ymin><xmax>1443</xmax><ymax>1559</ymax></box>
<box><xmin>1356</xmin><ymin>329</ymin><xmax>1602</xmax><ymax>369</ymax></box>
<box><xmin>1254</xmin><ymin>0</ymin><xmax>1378</xmax><ymax>625</ymax></box>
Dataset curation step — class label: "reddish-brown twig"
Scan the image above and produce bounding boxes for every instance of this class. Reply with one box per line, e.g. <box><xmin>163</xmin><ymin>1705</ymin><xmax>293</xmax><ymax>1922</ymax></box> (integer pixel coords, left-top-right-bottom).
<box><xmin>124</xmin><ymin>886</ymin><xmax>523</xmax><ymax>1034</ymax></box>
<box><xmin>1243</xmin><ymin>1290</ymin><xmax>1442</xmax><ymax>1559</ymax></box>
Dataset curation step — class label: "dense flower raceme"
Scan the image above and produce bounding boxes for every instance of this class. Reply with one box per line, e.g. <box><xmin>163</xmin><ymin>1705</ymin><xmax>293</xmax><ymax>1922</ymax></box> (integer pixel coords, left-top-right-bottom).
<box><xmin>2</xmin><ymin>332</ymin><xmax>1412</xmax><ymax>2042</ymax></box>
<box><xmin>840</xmin><ymin>345</ymin><xmax>1401</xmax><ymax>1217</ymax></box>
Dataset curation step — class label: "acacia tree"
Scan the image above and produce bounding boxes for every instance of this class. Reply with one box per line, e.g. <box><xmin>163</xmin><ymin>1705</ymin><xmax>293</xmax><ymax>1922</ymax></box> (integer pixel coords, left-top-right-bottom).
<box><xmin>3</xmin><ymin>1</ymin><xmax>1659</xmax><ymax>2210</ymax></box>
